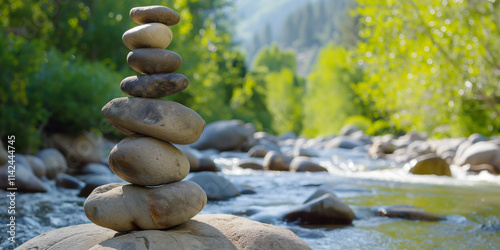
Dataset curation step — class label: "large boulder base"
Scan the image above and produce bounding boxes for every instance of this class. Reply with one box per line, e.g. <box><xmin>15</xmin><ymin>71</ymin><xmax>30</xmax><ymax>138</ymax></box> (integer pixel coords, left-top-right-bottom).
<box><xmin>17</xmin><ymin>215</ymin><xmax>311</xmax><ymax>250</ymax></box>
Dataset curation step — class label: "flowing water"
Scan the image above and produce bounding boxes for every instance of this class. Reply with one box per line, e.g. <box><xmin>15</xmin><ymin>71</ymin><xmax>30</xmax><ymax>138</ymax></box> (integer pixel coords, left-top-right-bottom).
<box><xmin>1</xmin><ymin>148</ymin><xmax>500</xmax><ymax>249</ymax></box>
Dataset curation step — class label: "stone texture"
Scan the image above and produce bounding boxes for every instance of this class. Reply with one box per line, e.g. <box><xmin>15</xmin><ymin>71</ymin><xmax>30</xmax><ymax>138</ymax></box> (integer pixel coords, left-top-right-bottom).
<box><xmin>55</xmin><ymin>173</ymin><xmax>85</xmax><ymax>189</ymax></box>
<box><xmin>15</xmin><ymin>223</ymin><xmax>118</xmax><ymax>250</ymax></box>
<box><xmin>25</xmin><ymin>155</ymin><xmax>46</xmax><ymax>178</ymax></box>
<box><xmin>127</xmin><ymin>48</ymin><xmax>182</xmax><ymax>75</ymax></box>
<box><xmin>191</xmin><ymin>120</ymin><xmax>255</xmax><ymax>151</ymax></box>
<box><xmin>35</xmin><ymin>148</ymin><xmax>67</xmax><ymax>179</ymax></box>
<box><xmin>120</xmin><ymin>73</ymin><xmax>189</xmax><ymax>98</ymax></box>
<box><xmin>46</xmin><ymin>132</ymin><xmax>103</xmax><ymax>168</ymax></box>
<box><xmin>376</xmin><ymin>205</ymin><xmax>443</xmax><ymax>221</ymax></box>
<box><xmin>248</xmin><ymin>145</ymin><xmax>268</xmax><ymax>158</ymax></box>
<box><xmin>408</xmin><ymin>154</ymin><xmax>452</xmax><ymax>176</ymax></box>
<box><xmin>78</xmin><ymin>176</ymin><xmax>120</xmax><ymax>198</ymax></box>
<box><xmin>284</xmin><ymin>193</ymin><xmax>354</xmax><ymax>225</ymax></box>
<box><xmin>102</xmin><ymin>97</ymin><xmax>205</xmax><ymax>145</ymax></box>
<box><xmin>239</xmin><ymin>162</ymin><xmax>264</xmax><ymax>170</ymax></box>
<box><xmin>109</xmin><ymin>135</ymin><xmax>189</xmax><ymax>186</ymax></box>
<box><xmin>0</xmin><ymin>164</ymin><xmax>48</xmax><ymax>193</ymax></box>
<box><xmin>122</xmin><ymin>23</ymin><xmax>172</xmax><ymax>50</ymax></box>
<box><xmin>0</xmin><ymin>141</ymin><xmax>7</xmax><ymax>165</ymax></box>
<box><xmin>188</xmin><ymin>172</ymin><xmax>240</xmax><ymax>201</ymax></box>
<box><xmin>289</xmin><ymin>156</ymin><xmax>327</xmax><ymax>172</ymax></box>
<box><xmin>84</xmin><ymin>181</ymin><xmax>207</xmax><ymax>231</ymax></box>
<box><xmin>130</xmin><ymin>5</ymin><xmax>180</xmax><ymax>26</ymax></box>
<box><xmin>454</xmin><ymin>141</ymin><xmax>500</xmax><ymax>171</ymax></box>
<box><xmin>263</xmin><ymin>151</ymin><xmax>289</xmax><ymax>171</ymax></box>
<box><xmin>18</xmin><ymin>215</ymin><xmax>311</xmax><ymax>250</ymax></box>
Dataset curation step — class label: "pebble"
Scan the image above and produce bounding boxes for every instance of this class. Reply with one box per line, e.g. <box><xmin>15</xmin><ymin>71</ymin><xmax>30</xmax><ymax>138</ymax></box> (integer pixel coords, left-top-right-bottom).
<box><xmin>127</xmin><ymin>48</ymin><xmax>182</xmax><ymax>74</ymax></box>
<box><xmin>101</xmin><ymin>97</ymin><xmax>205</xmax><ymax>144</ymax></box>
<box><xmin>120</xmin><ymin>73</ymin><xmax>189</xmax><ymax>98</ymax></box>
<box><xmin>130</xmin><ymin>5</ymin><xmax>180</xmax><ymax>26</ymax></box>
<box><xmin>84</xmin><ymin>181</ymin><xmax>207</xmax><ymax>231</ymax></box>
<box><xmin>122</xmin><ymin>23</ymin><xmax>172</xmax><ymax>50</ymax></box>
<box><xmin>108</xmin><ymin>135</ymin><xmax>189</xmax><ymax>186</ymax></box>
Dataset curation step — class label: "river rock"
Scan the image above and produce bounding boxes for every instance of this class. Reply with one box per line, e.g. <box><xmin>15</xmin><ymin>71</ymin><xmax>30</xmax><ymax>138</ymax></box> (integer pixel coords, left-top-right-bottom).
<box><xmin>55</xmin><ymin>173</ymin><xmax>85</xmax><ymax>189</ymax></box>
<box><xmin>339</xmin><ymin>124</ymin><xmax>359</xmax><ymax>136</ymax></box>
<box><xmin>130</xmin><ymin>5</ymin><xmax>180</xmax><ymax>26</ymax></box>
<box><xmin>102</xmin><ymin>97</ymin><xmax>205</xmax><ymax>144</ymax></box>
<box><xmin>263</xmin><ymin>150</ymin><xmax>289</xmax><ymax>171</ymax></box>
<box><xmin>455</xmin><ymin>133</ymin><xmax>487</xmax><ymax>159</ymax></box>
<box><xmin>108</xmin><ymin>135</ymin><xmax>189</xmax><ymax>186</ymax></box>
<box><xmin>467</xmin><ymin>164</ymin><xmax>499</xmax><ymax>175</ymax></box>
<box><xmin>26</xmin><ymin>155</ymin><xmax>46</xmax><ymax>178</ymax></box>
<box><xmin>304</xmin><ymin>185</ymin><xmax>338</xmax><ymax>203</ymax></box>
<box><xmin>35</xmin><ymin>148</ymin><xmax>67</xmax><ymax>179</ymax></box>
<box><xmin>239</xmin><ymin>162</ymin><xmax>264</xmax><ymax>170</ymax></box>
<box><xmin>454</xmin><ymin>141</ymin><xmax>500</xmax><ymax>171</ymax></box>
<box><xmin>197</xmin><ymin>156</ymin><xmax>219</xmax><ymax>172</ymax></box>
<box><xmin>15</xmin><ymin>223</ymin><xmax>118</xmax><ymax>250</ymax></box>
<box><xmin>188</xmin><ymin>172</ymin><xmax>240</xmax><ymax>200</ymax></box>
<box><xmin>0</xmin><ymin>141</ymin><xmax>7</xmax><ymax>165</ymax></box>
<box><xmin>376</xmin><ymin>205</ymin><xmax>442</xmax><ymax>221</ymax></box>
<box><xmin>120</xmin><ymin>73</ymin><xmax>189</xmax><ymax>98</ymax></box>
<box><xmin>175</xmin><ymin>144</ymin><xmax>200</xmax><ymax>172</ymax></box>
<box><xmin>84</xmin><ymin>181</ymin><xmax>207</xmax><ymax>231</ymax></box>
<box><xmin>407</xmin><ymin>154</ymin><xmax>452</xmax><ymax>177</ymax></box>
<box><xmin>190</xmin><ymin>120</ymin><xmax>254</xmax><ymax>151</ymax></box>
<box><xmin>18</xmin><ymin>215</ymin><xmax>311</xmax><ymax>250</ymax></box>
<box><xmin>127</xmin><ymin>48</ymin><xmax>182</xmax><ymax>75</ymax></box>
<box><xmin>0</xmin><ymin>164</ymin><xmax>48</xmax><ymax>193</ymax></box>
<box><xmin>122</xmin><ymin>23</ymin><xmax>172</xmax><ymax>50</ymax></box>
<box><xmin>284</xmin><ymin>193</ymin><xmax>354</xmax><ymax>225</ymax></box>
<box><xmin>46</xmin><ymin>132</ymin><xmax>104</xmax><ymax>168</ymax></box>
<box><xmin>76</xmin><ymin>163</ymin><xmax>112</xmax><ymax>175</ymax></box>
<box><xmin>248</xmin><ymin>145</ymin><xmax>268</xmax><ymax>157</ymax></box>
<box><xmin>78</xmin><ymin>176</ymin><xmax>120</xmax><ymax>197</ymax></box>
<box><xmin>289</xmin><ymin>156</ymin><xmax>327</xmax><ymax>172</ymax></box>
<box><xmin>325</xmin><ymin>136</ymin><xmax>365</xmax><ymax>149</ymax></box>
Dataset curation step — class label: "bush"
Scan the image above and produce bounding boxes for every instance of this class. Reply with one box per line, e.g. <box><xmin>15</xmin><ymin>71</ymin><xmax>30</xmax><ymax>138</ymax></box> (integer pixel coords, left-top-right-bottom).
<box><xmin>0</xmin><ymin>33</ymin><xmax>122</xmax><ymax>153</ymax></box>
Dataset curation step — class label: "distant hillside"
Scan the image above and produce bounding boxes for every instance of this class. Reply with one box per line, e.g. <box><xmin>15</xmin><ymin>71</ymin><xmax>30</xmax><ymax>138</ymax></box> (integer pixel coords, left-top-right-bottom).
<box><xmin>232</xmin><ymin>0</ymin><xmax>357</xmax><ymax>75</ymax></box>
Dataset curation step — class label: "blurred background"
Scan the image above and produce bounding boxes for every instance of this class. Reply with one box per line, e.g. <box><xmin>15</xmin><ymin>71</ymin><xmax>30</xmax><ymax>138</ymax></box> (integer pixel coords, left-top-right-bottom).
<box><xmin>1</xmin><ymin>0</ymin><xmax>499</xmax><ymax>153</ymax></box>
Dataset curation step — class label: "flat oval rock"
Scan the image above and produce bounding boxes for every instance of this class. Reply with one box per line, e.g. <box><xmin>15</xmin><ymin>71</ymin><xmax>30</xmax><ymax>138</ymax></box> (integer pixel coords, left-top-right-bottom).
<box><xmin>122</xmin><ymin>23</ymin><xmax>172</xmax><ymax>50</ymax></box>
<box><xmin>127</xmin><ymin>48</ymin><xmax>182</xmax><ymax>75</ymax></box>
<box><xmin>84</xmin><ymin>181</ymin><xmax>207</xmax><ymax>231</ymax></box>
<box><xmin>101</xmin><ymin>97</ymin><xmax>205</xmax><ymax>144</ymax></box>
<box><xmin>130</xmin><ymin>5</ymin><xmax>180</xmax><ymax>26</ymax></box>
<box><xmin>108</xmin><ymin>135</ymin><xmax>189</xmax><ymax>186</ymax></box>
<box><xmin>120</xmin><ymin>73</ymin><xmax>189</xmax><ymax>98</ymax></box>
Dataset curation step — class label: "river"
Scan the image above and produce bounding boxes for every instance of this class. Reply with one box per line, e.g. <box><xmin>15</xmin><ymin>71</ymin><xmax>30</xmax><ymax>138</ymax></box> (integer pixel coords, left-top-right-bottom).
<box><xmin>1</xmin><ymin>148</ymin><xmax>500</xmax><ymax>249</ymax></box>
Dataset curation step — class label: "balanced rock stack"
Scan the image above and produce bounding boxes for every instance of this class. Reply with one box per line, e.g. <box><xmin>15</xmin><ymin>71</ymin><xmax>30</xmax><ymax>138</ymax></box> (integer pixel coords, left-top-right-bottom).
<box><xmin>83</xmin><ymin>5</ymin><xmax>207</xmax><ymax>232</ymax></box>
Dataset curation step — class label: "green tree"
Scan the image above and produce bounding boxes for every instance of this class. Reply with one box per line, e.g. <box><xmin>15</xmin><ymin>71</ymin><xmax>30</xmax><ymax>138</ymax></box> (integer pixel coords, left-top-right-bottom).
<box><xmin>302</xmin><ymin>44</ymin><xmax>365</xmax><ymax>137</ymax></box>
<box><xmin>355</xmin><ymin>0</ymin><xmax>500</xmax><ymax>137</ymax></box>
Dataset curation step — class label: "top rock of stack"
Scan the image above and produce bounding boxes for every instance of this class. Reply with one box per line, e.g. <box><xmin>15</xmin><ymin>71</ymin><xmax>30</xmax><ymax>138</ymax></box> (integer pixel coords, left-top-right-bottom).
<box><xmin>130</xmin><ymin>5</ymin><xmax>180</xmax><ymax>26</ymax></box>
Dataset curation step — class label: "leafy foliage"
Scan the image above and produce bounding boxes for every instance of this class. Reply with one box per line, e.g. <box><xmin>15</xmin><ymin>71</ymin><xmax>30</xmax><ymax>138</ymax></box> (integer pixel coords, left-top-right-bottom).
<box><xmin>355</xmin><ymin>0</ymin><xmax>500</xmax><ymax>137</ymax></box>
<box><xmin>302</xmin><ymin>44</ymin><xmax>366</xmax><ymax>137</ymax></box>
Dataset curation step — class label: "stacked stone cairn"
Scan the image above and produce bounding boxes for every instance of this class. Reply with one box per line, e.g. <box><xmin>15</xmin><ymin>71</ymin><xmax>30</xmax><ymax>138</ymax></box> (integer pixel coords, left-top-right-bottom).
<box><xmin>84</xmin><ymin>5</ymin><xmax>207</xmax><ymax>232</ymax></box>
